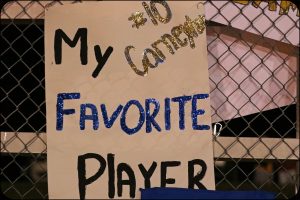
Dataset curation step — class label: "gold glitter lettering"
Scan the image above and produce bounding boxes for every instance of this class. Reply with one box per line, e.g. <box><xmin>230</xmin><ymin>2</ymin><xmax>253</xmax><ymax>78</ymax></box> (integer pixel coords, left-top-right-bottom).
<box><xmin>193</xmin><ymin>15</ymin><xmax>206</xmax><ymax>34</ymax></box>
<box><xmin>124</xmin><ymin>46</ymin><xmax>148</xmax><ymax>76</ymax></box>
<box><xmin>142</xmin><ymin>1</ymin><xmax>158</xmax><ymax>26</ymax></box>
<box><xmin>128</xmin><ymin>12</ymin><xmax>147</xmax><ymax>29</ymax></box>
<box><xmin>161</xmin><ymin>34</ymin><xmax>180</xmax><ymax>51</ymax></box>
<box><xmin>234</xmin><ymin>0</ymin><xmax>299</xmax><ymax>16</ymax></box>
<box><xmin>142</xmin><ymin>48</ymin><xmax>164</xmax><ymax>69</ymax></box>
<box><xmin>183</xmin><ymin>16</ymin><xmax>198</xmax><ymax>49</ymax></box>
<box><xmin>151</xmin><ymin>39</ymin><xmax>166</xmax><ymax>60</ymax></box>
<box><xmin>125</xmin><ymin>15</ymin><xmax>207</xmax><ymax>76</ymax></box>
<box><xmin>279</xmin><ymin>1</ymin><xmax>299</xmax><ymax>16</ymax></box>
<box><xmin>150</xmin><ymin>1</ymin><xmax>172</xmax><ymax>24</ymax></box>
<box><xmin>171</xmin><ymin>25</ymin><xmax>188</xmax><ymax>47</ymax></box>
<box><xmin>252</xmin><ymin>0</ymin><xmax>277</xmax><ymax>11</ymax></box>
<box><xmin>233</xmin><ymin>0</ymin><xmax>249</xmax><ymax>5</ymax></box>
<box><xmin>266</xmin><ymin>1</ymin><xmax>277</xmax><ymax>11</ymax></box>
<box><xmin>151</xmin><ymin>34</ymin><xmax>179</xmax><ymax>60</ymax></box>
<box><xmin>251</xmin><ymin>1</ymin><xmax>262</xmax><ymax>8</ymax></box>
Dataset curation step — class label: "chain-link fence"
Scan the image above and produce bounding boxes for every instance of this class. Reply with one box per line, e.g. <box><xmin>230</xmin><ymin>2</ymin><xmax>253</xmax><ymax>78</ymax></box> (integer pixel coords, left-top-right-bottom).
<box><xmin>1</xmin><ymin>1</ymin><xmax>299</xmax><ymax>199</ymax></box>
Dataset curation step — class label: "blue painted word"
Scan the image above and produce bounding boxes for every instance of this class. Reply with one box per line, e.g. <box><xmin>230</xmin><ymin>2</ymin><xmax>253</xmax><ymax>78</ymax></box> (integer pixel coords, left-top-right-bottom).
<box><xmin>56</xmin><ymin>93</ymin><xmax>210</xmax><ymax>134</ymax></box>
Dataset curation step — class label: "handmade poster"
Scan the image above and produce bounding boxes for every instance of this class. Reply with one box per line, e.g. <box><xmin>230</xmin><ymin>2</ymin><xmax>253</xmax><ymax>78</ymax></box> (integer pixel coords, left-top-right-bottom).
<box><xmin>45</xmin><ymin>1</ymin><xmax>215</xmax><ymax>199</ymax></box>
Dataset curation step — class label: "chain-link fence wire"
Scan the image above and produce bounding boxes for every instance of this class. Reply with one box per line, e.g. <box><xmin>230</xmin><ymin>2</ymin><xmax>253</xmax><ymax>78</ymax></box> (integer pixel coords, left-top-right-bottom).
<box><xmin>0</xmin><ymin>1</ymin><xmax>299</xmax><ymax>199</ymax></box>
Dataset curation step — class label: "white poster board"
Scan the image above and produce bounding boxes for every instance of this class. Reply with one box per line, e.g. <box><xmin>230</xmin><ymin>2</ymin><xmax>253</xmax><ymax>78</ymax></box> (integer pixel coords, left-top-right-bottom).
<box><xmin>45</xmin><ymin>1</ymin><xmax>215</xmax><ymax>199</ymax></box>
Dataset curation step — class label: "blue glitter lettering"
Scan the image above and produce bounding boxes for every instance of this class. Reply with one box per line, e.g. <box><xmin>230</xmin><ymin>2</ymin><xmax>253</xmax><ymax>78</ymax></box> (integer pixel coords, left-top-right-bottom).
<box><xmin>191</xmin><ymin>94</ymin><xmax>210</xmax><ymax>130</ymax></box>
<box><xmin>172</xmin><ymin>95</ymin><xmax>192</xmax><ymax>130</ymax></box>
<box><xmin>101</xmin><ymin>104</ymin><xmax>123</xmax><ymax>128</ymax></box>
<box><xmin>120</xmin><ymin>100</ymin><xmax>145</xmax><ymax>135</ymax></box>
<box><xmin>80</xmin><ymin>104</ymin><xmax>99</xmax><ymax>130</ymax></box>
<box><xmin>145</xmin><ymin>98</ymin><xmax>161</xmax><ymax>133</ymax></box>
<box><xmin>164</xmin><ymin>98</ymin><xmax>171</xmax><ymax>130</ymax></box>
<box><xmin>56</xmin><ymin>93</ymin><xmax>80</xmax><ymax>131</ymax></box>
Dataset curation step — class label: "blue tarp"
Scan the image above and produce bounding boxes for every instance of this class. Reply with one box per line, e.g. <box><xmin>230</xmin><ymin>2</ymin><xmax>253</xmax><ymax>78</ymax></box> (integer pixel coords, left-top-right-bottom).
<box><xmin>141</xmin><ymin>188</ymin><xmax>275</xmax><ymax>199</ymax></box>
